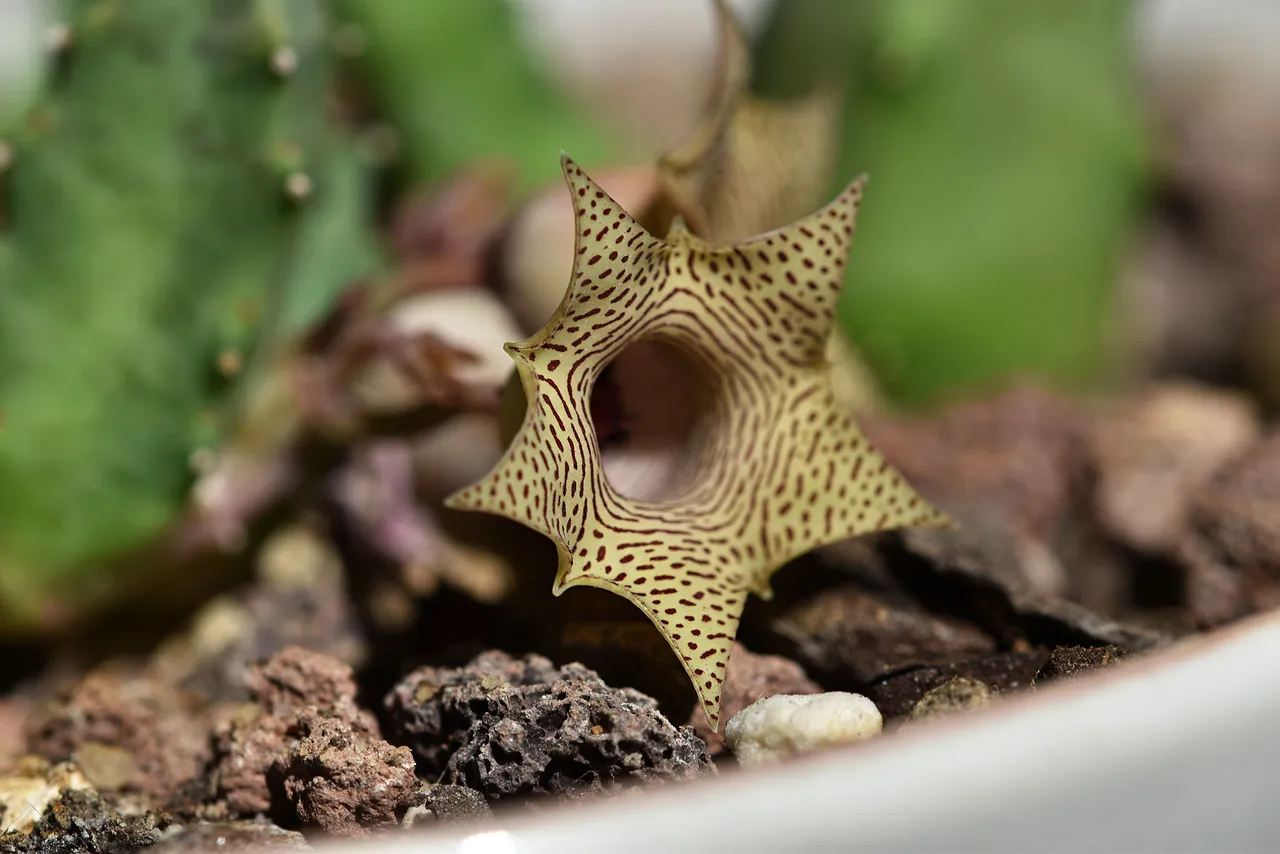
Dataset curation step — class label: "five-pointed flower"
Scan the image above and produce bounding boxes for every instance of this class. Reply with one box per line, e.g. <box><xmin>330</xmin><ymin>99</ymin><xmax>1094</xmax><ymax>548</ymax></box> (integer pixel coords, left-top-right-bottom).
<box><xmin>446</xmin><ymin>155</ymin><xmax>949</xmax><ymax>729</ymax></box>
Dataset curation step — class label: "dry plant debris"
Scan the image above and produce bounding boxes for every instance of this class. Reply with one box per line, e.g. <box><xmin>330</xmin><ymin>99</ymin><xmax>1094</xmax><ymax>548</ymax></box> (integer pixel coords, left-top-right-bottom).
<box><xmin>654</xmin><ymin>0</ymin><xmax>841</xmax><ymax>245</ymax></box>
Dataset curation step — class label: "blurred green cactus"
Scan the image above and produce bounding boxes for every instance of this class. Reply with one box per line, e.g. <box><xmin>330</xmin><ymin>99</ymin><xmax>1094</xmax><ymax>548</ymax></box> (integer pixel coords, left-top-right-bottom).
<box><xmin>0</xmin><ymin>0</ymin><xmax>379</xmax><ymax>634</ymax></box>
<box><xmin>0</xmin><ymin>0</ymin><xmax>626</xmax><ymax>636</ymax></box>
<box><xmin>332</xmin><ymin>0</ymin><xmax>628</xmax><ymax>193</ymax></box>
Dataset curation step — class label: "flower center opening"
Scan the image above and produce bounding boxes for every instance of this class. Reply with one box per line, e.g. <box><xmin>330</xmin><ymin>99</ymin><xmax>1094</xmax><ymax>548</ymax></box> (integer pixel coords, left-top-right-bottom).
<box><xmin>590</xmin><ymin>337</ymin><xmax>723</xmax><ymax>503</ymax></box>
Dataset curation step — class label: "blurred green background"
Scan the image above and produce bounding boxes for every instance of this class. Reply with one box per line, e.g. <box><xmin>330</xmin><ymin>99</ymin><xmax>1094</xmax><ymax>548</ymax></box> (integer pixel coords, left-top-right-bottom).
<box><xmin>340</xmin><ymin>0</ymin><xmax>1151</xmax><ymax>407</ymax></box>
<box><xmin>0</xmin><ymin>0</ymin><xmax>1153</xmax><ymax>632</ymax></box>
<box><xmin>1</xmin><ymin>0</ymin><xmax>1150</xmax><ymax>407</ymax></box>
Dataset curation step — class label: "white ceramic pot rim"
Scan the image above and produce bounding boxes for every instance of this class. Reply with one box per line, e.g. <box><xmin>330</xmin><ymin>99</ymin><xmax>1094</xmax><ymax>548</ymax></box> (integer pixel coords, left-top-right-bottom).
<box><xmin>322</xmin><ymin>609</ymin><xmax>1280</xmax><ymax>854</ymax></box>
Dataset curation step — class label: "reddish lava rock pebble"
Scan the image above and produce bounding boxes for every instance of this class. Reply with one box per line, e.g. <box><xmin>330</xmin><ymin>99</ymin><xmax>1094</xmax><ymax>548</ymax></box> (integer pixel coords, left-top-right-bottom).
<box><xmin>385</xmin><ymin>651</ymin><xmax>713</xmax><ymax>801</ymax></box>
<box><xmin>24</xmin><ymin>668</ymin><xmax>210</xmax><ymax>800</ymax></box>
<box><xmin>273</xmin><ymin>711</ymin><xmax>417</xmax><ymax>837</ymax></box>
<box><xmin>242</xmin><ymin>645</ymin><xmax>370</xmax><ymax>724</ymax></box>
<box><xmin>686</xmin><ymin>643</ymin><xmax>821</xmax><ymax>755</ymax></box>
<box><xmin>212</xmin><ymin>647</ymin><xmax>417</xmax><ymax>835</ymax></box>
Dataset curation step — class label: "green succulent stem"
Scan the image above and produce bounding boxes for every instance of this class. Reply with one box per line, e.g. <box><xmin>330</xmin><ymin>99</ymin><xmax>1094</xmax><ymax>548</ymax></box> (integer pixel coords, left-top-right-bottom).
<box><xmin>0</xmin><ymin>0</ymin><xmax>379</xmax><ymax>635</ymax></box>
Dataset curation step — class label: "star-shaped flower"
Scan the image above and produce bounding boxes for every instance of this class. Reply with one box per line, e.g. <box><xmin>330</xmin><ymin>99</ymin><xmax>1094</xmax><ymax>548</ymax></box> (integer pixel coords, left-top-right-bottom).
<box><xmin>446</xmin><ymin>155</ymin><xmax>948</xmax><ymax>729</ymax></box>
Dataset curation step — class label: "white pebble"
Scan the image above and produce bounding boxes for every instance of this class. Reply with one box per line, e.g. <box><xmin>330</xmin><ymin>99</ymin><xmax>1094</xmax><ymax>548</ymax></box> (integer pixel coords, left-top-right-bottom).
<box><xmin>724</xmin><ymin>692</ymin><xmax>883</xmax><ymax>766</ymax></box>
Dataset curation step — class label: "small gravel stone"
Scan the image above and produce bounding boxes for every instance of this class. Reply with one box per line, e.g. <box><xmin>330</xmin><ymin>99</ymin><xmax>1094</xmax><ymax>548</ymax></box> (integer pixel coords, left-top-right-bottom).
<box><xmin>907</xmin><ymin>677</ymin><xmax>995</xmax><ymax>720</ymax></box>
<box><xmin>243</xmin><ymin>647</ymin><xmax>372</xmax><ymax>726</ymax></box>
<box><xmin>212</xmin><ymin>645</ymin><xmax>377</xmax><ymax>818</ymax></box>
<box><xmin>890</xmin><ymin>524</ymin><xmax>1169</xmax><ymax>652</ymax></box>
<box><xmin>72</xmin><ymin>744</ymin><xmax>135</xmax><ymax>793</ymax></box>
<box><xmin>686</xmin><ymin>644</ymin><xmax>820</xmax><ymax>755</ymax></box>
<box><xmin>723</xmin><ymin>692</ymin><xmax>883</xmax><ymax>766</ymax></box>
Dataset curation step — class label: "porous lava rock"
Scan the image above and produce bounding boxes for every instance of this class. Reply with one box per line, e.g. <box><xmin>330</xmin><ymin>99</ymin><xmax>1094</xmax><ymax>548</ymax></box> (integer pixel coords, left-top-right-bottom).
<box><xmin>385</xmin><ymin>652</ymin><xmax>712</xmax><ymax>800</ymax></box>
<box><xmin>271</xmin><ymin>712</ymin><xmax>416</xmax><ymax>837</ymax></box>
